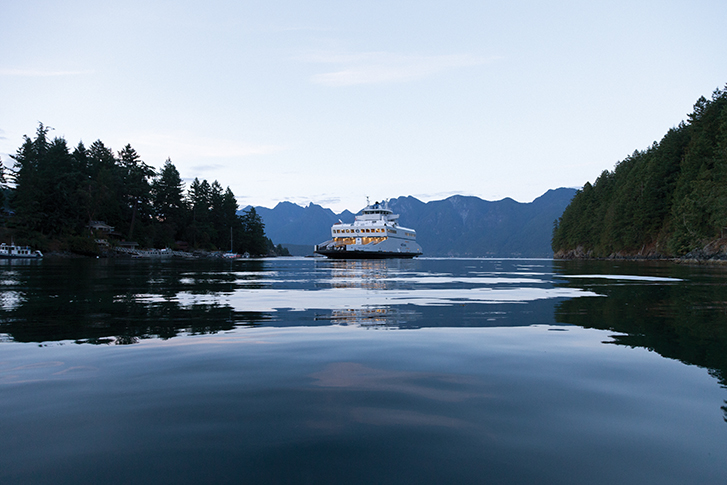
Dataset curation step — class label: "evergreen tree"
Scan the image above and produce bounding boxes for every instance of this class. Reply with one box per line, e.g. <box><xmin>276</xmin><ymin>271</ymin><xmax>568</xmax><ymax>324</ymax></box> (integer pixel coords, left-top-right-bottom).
<box><xmin>43</xmin><ymin>137</ymin><xmax>86</xmax><ymax>235</ymax></box>
<box><xmin>10</xmin><ymin>125</ymin><xmax>86</xmax><ymax>236</ymax></box>
<box><xmin>209</xmin><ymin>181</ymin><xmax>225</xmax><ymax>248</ymax></box>
<box><xmin>187</xmin><ymin>178</ymin><xmax>214</xmax><ymax>247</ymax></box>
<box><xmin>151</xmin><ymin>159</ymin><xmax>186</xmax><ymax>246</ymax></box>
<box><xmin>0</xmin><ymin>157</ymin><xmax>6</xmax><ymax>211</ymax></box>
<box><xmin>217</xmin><ymin>186</ymin><xmax>243</xmax><ymax>252</ymax></box>
<box><xmin>85</xmin><ymin>140</ymin><xmax>123</xmax><ymax>227</ymax></box>
<box><xmin>240</xmin><ymin>207</ymin><xmax>267</xmax><ymax>256</ymax></box>
<box><xmin>9</xmin><ymin>124</ymin><xmax>51</xmax><ymax>233</ymax></box>
<box><xmin>553</xmin><ymin>85</ymin><xmax>727</xmax><ymax>257</ymax></box>
<box><xmin>118</xmin><ymin>144</ymin><xmax>154</xmax><ymax>241</ymax></box>
<box><xmin>152</xmin><ymin>159</ymin><xmax>185</xmax><ymax>220</ymax></box>
<box><xmin>2</xmin><ymin>123</ymin><xmax>283</xmax><ymax>255</ymax></box>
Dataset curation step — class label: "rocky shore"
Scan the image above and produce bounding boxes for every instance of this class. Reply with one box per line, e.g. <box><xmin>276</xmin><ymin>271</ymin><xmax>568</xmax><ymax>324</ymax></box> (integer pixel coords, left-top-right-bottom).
<box><xmin>553</xmin><ymin>238</ymin><xmax>727</xmax><ymax>263</ymax></box>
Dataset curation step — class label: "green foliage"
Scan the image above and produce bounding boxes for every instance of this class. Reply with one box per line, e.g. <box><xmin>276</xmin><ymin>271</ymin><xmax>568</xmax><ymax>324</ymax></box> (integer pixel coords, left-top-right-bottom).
<box><xmin>239</xmin><ymin>207</ymin><xmax>267</xmax><ymax>256</ymax></box>
<box><xmin>271</xmin><ymin>242</ymin><xmax>291</xmax><ymax>256</ymax></box>
<box><xmin>65</xmin><ymin>235</ymin><xmax>101</xmax><ymax>256</ymax></box>
<box><xmin>553</xmin><ymin>86</ymin><xmax>727</xmax><ymax>257</ymax></box>
<box><xmin>150</xmin><ymin>158</ymin><xmax>186</xmax><ymax>247</ymax></box>
<box><xmin>4</xmin><ymin>124</ymin><xmax>281</xmax><ymax>256</ymax></box>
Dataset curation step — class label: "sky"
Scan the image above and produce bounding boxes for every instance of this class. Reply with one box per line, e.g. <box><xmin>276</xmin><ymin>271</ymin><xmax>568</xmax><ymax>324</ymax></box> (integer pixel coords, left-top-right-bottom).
<box><xmin>1</xmin><ymin>0</ymin><xmax>726</xmax><ymax>213</ymax></box>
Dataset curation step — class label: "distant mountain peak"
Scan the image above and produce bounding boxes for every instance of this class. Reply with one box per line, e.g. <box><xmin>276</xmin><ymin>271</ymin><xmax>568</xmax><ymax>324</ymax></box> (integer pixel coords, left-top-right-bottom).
<box><xmin>255</xmin><ymin>188</ymin><xmax>577</xmax><ymax>257</ymax></box>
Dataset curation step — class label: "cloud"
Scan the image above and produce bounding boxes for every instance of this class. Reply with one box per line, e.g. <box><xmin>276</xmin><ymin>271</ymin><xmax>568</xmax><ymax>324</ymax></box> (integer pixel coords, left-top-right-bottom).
<box><xmin>133</xmin><ymin>132</ymin><xmax>284</xmax><ymax>159</ymax></box>
<box><xmin>312</xmin><ymin>196</ymin><xmax>342</xmax><ymax>207</ymax></box>
<box><xmin>411</xmin><ymin>190</ymin><xmax>473</xmax><ymax>201</ymax></box>
<box><xmin>265</xmin><ymin>24</ymin><xmax>333</xmax><ymax>33</ymax></box>
<box><xmin>0</xmin><ymin>68</ymin><xmax>93</xmax><ymax>77</ymax></box>
<box><xmin>270</xmin><ymin>195</ymin><xmax>343</xmax><ymax>209</ymax></box>
<box><xmin>304</xmin><ymin>51</ymin><xmax>494</xmax><ymax>86</ymax></box>
<box><xmin>190</xmin><ymin>164</ymin><xmax>225</xmax><ymax>172</ymax></box>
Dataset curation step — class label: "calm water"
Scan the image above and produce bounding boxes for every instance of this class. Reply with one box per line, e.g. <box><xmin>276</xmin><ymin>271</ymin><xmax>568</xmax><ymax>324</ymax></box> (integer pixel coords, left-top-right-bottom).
<box><xmin>1</xmin><ymin>257</ymin><xmax>726</xmax><ymax>484</ymax></box>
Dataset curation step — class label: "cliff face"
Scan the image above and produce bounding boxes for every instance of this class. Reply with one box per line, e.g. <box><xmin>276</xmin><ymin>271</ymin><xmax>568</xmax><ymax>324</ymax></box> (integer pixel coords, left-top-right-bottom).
<box><xmin>552</xmin><ymin>86</ymin><xmax>727</xmax><ymax>258</ymax></box>
<box><xmin>553</xmin><ymin>242</ymin><xmax>665</xmax><ymax>260</ymax></box>
<box><xmin>554</xmin><ymin>239</ymin><xmax>727</xmax><ymax>262</ymax></box>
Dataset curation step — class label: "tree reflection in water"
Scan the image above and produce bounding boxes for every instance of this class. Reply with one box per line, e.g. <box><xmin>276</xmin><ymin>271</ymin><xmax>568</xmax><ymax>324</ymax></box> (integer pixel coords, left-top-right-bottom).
<box><xmin>0</xmin><ymin>258</ymin><xmax>270</xmax><ymax>344</ymax></box>
<box><xmin>553</xmin><ymin>259</ymin><xmax>727</xmax><ymax>422</ymax></box>
<box><xmin>2</xmin><ymin>257</ymin><xmax>726</xmax><ymax>421</ymax></box>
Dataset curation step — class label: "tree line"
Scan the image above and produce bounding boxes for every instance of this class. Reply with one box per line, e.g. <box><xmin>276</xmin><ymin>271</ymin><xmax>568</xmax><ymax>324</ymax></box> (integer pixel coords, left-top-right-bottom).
<box><xmin>552</xmin><ymin>85</ymin><xmax>727</xmax><ymax>257</ymax></box>
<box><xmin>1</xmin><ymin>124</ymin><xmax>288</xmax><ymax>256</ymax></box>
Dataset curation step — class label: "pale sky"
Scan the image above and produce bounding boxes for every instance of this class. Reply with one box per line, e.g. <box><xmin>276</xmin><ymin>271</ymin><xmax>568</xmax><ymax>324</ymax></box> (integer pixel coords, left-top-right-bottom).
<box><xmin>1</xmin><ymin>0</ymin><xmax>726</xmax><ymax>213</ymax></box>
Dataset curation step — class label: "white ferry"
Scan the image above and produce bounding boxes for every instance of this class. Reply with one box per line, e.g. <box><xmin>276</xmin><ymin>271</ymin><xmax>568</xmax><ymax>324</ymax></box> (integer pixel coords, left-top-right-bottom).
<box><xmin>314</xmin><ymin>200</ymin><xmax>422</xmax><ymax>259</ymax></box>
<box><xmin>0</xmin><ymin>243</ymin><xmax>43</xmax><ymax>259</ymax></box>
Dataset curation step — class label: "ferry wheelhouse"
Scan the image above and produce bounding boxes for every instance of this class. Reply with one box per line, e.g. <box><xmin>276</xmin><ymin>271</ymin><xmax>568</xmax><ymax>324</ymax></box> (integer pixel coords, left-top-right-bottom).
<box><xmin>314</xmin><ymin>200</ymin><xmax>422</xmax><ymax>259</ymax></box>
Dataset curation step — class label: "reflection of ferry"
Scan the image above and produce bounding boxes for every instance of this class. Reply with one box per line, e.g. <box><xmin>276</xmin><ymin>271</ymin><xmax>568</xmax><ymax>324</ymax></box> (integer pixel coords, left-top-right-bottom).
<box><xmin>0</xmin><ymin>243</ymin><xmax>43</xmax><ymax>259</ymax></box>
<box><xmin>330</xmin><ymin>308</ymin><xmax>397</xmax><ymax>328</ymax></box>
<box><xmin>314</xmin><ymin>200</ymin><xmax>423</xmax><ymax>259</ymax></box>
<box><xmin>321</xmin><ymin>307</ymin><xmax>419</xmax><ymax>329</ymax></box>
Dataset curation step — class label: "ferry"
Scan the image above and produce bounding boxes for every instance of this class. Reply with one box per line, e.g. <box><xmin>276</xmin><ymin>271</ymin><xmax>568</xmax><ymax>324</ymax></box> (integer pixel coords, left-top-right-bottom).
<box><xmin>0</xmin><ymin>243</ymin><xmax>43</xmax><ymax>259</ymax></box>
<box><xmin>314</xmin><ymin>200</ymin><xmax>422</xmax><ymax>259</ymax></box>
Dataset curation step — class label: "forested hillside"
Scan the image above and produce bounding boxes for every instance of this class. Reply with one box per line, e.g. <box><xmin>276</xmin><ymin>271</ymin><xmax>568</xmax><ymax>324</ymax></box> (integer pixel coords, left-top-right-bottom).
<box><xmin>552</xmin><ymin>86</ymin><xmax>727</xmax><ymax>258</ymax></box>
<box><xmin>1</xmin><ymin>124</ymin><xmax>279</xmax><ymax>256</ymax></box>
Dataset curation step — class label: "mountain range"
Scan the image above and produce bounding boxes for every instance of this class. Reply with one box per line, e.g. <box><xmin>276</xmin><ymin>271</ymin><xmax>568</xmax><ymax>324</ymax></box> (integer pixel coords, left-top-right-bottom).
<box><xmin>249</xmin><ymin>188</ymin><xmax>577</xmax><ymax>257</ymax></box>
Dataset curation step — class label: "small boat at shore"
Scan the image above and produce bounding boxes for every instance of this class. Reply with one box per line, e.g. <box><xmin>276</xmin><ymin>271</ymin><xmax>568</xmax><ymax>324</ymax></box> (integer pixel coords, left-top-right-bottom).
<box><xmin>221</xmin><ymin>228</ymin><xmax>247</xmax><ymax>259</ymax></box>
<box><xmin>0</xmin><ymin>243</ymin><xmax>43</xmax><ymax>259</ymax></box>
<box><xmin>222</xmin><ymin>251</ymin><xmax>241</xmax><ymax>259</ymax></box>
<box><xmin>314</xmin><ymin>200</ymin><xmax>423</xmax><ymax>259</ymax></box>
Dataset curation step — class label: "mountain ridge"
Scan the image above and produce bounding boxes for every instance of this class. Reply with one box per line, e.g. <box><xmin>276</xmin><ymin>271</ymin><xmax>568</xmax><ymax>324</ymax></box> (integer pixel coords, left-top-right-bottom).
<box><xmin>246</xmin><ymin>188</ymin><xmax>576</xmax><ymax>257</ymax></box>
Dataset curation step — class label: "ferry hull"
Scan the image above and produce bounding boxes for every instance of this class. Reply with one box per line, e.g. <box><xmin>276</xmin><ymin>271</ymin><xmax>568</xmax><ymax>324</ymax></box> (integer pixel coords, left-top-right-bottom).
<box><xmin>314</xmin><ymin>248</ymin><xmax>419</xmax><ymax>259</ymax></box>
<box><xmin>0</xmin><ymin>254</ymin><xmax>42</xmax><ymax>259</ymax></box>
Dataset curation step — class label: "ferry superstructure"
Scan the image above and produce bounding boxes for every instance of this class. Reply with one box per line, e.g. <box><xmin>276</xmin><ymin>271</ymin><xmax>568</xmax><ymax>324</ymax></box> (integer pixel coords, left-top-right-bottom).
<box><xmin>314</xmin><ymin>200</ymin><xmax>422</xmax><ymax>259</ymax></box>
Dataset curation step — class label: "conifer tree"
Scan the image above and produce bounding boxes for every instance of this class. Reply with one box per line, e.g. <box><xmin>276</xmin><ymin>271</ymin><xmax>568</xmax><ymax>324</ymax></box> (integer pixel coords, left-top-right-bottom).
<box><xmin>553</xmin><ymin>85</ymin><xmax>727</xmax><ymax>257</ymax></box>
<box><xmin>118</xmin><ymin>144</ymin><xmax>154</xmax><ymax>240</ymax></box>
<box><xmin>151</xmin><ymin>159</ymin><xmax>185</xmax><ymax>223</ymax></box>
<box><xmin>240</xmin><ymin>207</ymin><xmax>267</xmax><ymax>256</ymax></box>
<box><xmin>2</xmin><ymin>122</ymin><xmax>279</xmax><ymax>255</ymax></box>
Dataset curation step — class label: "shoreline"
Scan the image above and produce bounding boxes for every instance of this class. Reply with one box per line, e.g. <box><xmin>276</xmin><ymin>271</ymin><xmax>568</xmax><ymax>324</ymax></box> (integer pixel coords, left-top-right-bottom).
<box><xmin>554</xmin><ymin>250</ymin><xmax>727</xmax><ymax>264</ymax></box>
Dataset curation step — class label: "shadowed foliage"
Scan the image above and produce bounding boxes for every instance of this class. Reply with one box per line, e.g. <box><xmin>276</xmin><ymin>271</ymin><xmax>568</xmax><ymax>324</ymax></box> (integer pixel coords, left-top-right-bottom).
<box><xmin>4</xmin><ymin>126</ymin><xmax>285</xmax><ymax>256</ymax></box>
<box><xmin>552</xmin><ymin>86</ymin><xmax>727</xmax><ymax>257</ymax></box>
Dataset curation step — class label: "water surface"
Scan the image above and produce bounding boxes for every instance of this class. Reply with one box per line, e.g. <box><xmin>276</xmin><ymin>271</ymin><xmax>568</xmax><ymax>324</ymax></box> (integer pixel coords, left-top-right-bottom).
<box><xmin>1</xmin><ymin>258</ymin><xmax>725</xmax><ymax>484</ymax></box>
